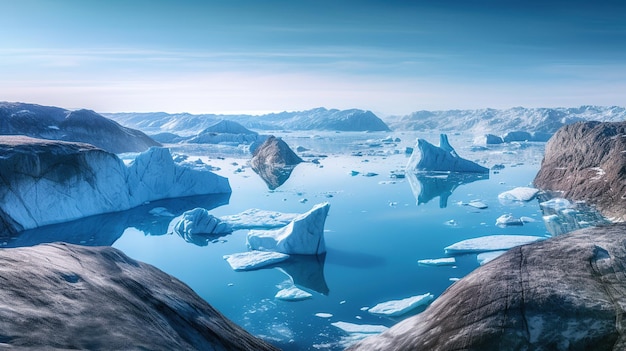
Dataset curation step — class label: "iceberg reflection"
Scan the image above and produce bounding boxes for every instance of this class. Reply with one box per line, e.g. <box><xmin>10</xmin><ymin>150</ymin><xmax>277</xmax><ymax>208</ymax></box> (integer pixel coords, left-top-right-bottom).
<box><xmin>251</xmin><ymin>162</ymin><xmax>299</xmax><ymax>190</ymax></box>
<box><xmin>407</xmin><ymin>172</ymin><xmax>489</xmax><ymax>208</ymax></box>
<box><xmin>276</xmin><ymin>254</ymin><xmax>330</xmax><ymax>295</ymax></box>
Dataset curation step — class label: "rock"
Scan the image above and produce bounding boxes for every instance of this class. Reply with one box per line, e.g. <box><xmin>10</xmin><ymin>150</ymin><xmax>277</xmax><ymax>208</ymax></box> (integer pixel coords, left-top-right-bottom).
<box><xmin>0</xmin><ymin>136</ymin><xmax>231</xmax><ymax>237</ymax></box>
<box><xmin>0</xmin><ymin>102</ymin><xmax>160</xmax><ymax>153</ymax></box>
<box><xmin>250</xmin><ymin>135</ymin><xmax>303</xmax><ymax>190</ymax></box>
<box><xmin>247</xmin><ymin>202</ymin><xmax>330</xmax><ymax>255</ymax></box>
<box><xmin>406</xmin><ymin>134</ymin><xmax>489</xmax><ymax>173</ymax></box>
<box><xmin>533</xmin><ymin>121</ymin><xmax>626</xmax><ymax>221</ymax></box>
<box><xmin>0</xmin><ymin>243</ymin><xmax>278</xmax><ymax>350</ymax></box>
<box><xmin>348</xmin><ymin>224</ymin><xmax>626</xmax><ymax>351</ymax></box>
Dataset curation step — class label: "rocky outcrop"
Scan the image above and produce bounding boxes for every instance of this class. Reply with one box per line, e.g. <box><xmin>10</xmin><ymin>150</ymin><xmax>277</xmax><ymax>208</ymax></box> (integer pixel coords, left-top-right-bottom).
<box><xmin>348</xmin><ymin>224</ymin><xmax>626</xmax><ymax>351</ymax></box>
<box><xmin>406</xmin><ymin>134</ymin><xmax>489</xmax><ymax>173</ymax></box>
<box><xmin>0</xmin><ymin>136</ymin><xmax>231</xmax><ymax>237</ymax></box>
<box><xmin>0</xmin><ymin>102</ymin><xmax>160</xmax><ymax>153</ymax></box>
<box><xmin>533</xmin><ymin>121</ymin><xmax>626</xmax><ymax>221</ymax></box>
<box><xmin>0</xmin><ymin>242</ymin><xmax>278</xmax><ymax>350</ymax></box>
<box><xmin>250</xmin><ymin>135</ymin><xmax>303</xmax><ymax>190</ymax></box>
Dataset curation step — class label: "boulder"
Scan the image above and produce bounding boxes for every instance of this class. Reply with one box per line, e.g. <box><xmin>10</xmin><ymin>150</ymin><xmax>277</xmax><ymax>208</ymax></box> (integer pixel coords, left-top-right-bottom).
<box><xmin>0</xmin><ymin>242</ymin><xmax>278</xmax><ymax>350</ymax></box>
<box><xmin>348</xmin><ymin>224</ymin><xmax>626</xmax><ymax>351</ymax></box>
<box><xmin>406</xmin><ymin>134</ymin><xmax>489</xmax><ymax>173</ymax></box>
<box><xmin>533</xmin><ymin>121</ymin><xmax>626</xmax><ymax>221</ymax></box>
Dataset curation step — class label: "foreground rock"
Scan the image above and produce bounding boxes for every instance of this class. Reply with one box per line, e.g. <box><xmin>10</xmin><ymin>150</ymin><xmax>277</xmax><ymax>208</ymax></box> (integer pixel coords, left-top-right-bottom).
<box><xmin>534</xmin><ymin>121</ymin><xmax>626</xmax><ymax>221</ymax></box>
<box><xmin>250</xmin><ymin>135</ymin><xmax>303</xmax><ymax>190</ymax></box>
<box><xmin>0</xmin><ymin>243</ymin><xmax>278</xmax><ymax>350</ymax></box>
<box><xmin>0</xmin><ymin>136</ymin><xmax>231</xmax><ymax>237</ymax></box>
<box><xmin>0</xmin><ymin>102</ymin><xmax>160</xmax><ymax>153</ymax></box>
<box><xmin>406</xmin><ymin>134</ymin><xmax>489</xmax><ymax>173</ymax></box>
<box><xmin>348</xmin><ymin>224</ymin><xmax>626</xmax><ymax>351</ymax></box>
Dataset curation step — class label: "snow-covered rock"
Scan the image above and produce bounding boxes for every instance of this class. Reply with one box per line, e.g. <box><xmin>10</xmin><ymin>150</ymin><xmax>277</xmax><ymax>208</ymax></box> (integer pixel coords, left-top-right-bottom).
<box><xmin>172</xmin><ymin>208</ymin><xmax>232</xmax><ymax>237</ymax></box>
<box><xmin>498</xmin><ymin>186</ymin><xmax>539</xmax><ymax>202</ymax></box>
<box><xmin>275</xmin><ymin>286</ymin><xmax>313</xmax><ymax>301</ymax></box>
<box><xmin>406</xmin><ymin>134</ymin><xmax>489</xmax><ymax>173</ymax></box>
<box><xmin>417</xmin><ymin>257</ymin><xmax>456</xmax><ymax>266</ymax></box>
<box><xmin>444</xmin><ymin>235</ymin><xmax>546</xmax><ymax>254</ymax></box>
<box><xmin>0</xmin><ymin>136</ymin><xmax>231</xmax><ymax>237</ymax></box>
<box><xmin>223</xmin><ymin>251</ymin><xmax>290</xmax><ymax>271</ymax></box>
<box><xmin>247</xmin><ymin>202</ymin><xmax>330</xmax><ymax>255</ymax></box>
<box><xmin>368</xmin><ymin>293</ymin><xmax>434</xmax><ymax>317</ymax></box>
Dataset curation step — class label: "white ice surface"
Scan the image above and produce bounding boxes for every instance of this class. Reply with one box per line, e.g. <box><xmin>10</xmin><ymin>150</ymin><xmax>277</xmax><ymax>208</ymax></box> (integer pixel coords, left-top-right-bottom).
<box><xmin>477</xmin><ymin>250</ymin><xmax>507</xmax><ymax>265</ymax></box>
<box><xmin>275</xmin><ymin>286</ymin><xmax>313</xmax><ymax>301</ymax></box>
<box><xmin>418</xmin><ymin>257</ymin><xmax>456</xmax><ymax>266</ymax></box>
<box><xmin>368</xmin><ymin>293</ymin><xmax>434</xmax><ymax>317</ymax></box>
<box><xmin>171</xmin><ymin>208</ymin><xmax>232</xmax><ymax>236</ymax></box>
<box><xmin>223</xmin><ymin>251</ymin><xmax>289</xmax><ymax>271</ymax></box>
<box><xmin>219</xmin><ymin>209</ymin><xmax>299</xmax><ymax>230</ymax></box>
<box><xmin>498</xmin><ymin>187</ymin><xmax>539</xmax><ymax>202</ymax></box>
<box><xmin>331</xmin><ymin>321</ymin><xmax>389</xmax><ymax>334</ymax></box>
<box><xmin>496</xmin><ymin>214</ymin><xmax>524</xmax><ymax>226</ymax></box>
<box><xmin>444</xmin><ymin>235</ymin><xmax>545</xmax><ymax>254</ymax></box>
<box><xmin>468</xmin><ymin>200</ymin><xmax>488</xmax><ymax>209</ymax></box>
<box><xmin>540</xmin><ymin>198</ymin><xmax>574</xmax><ymax>211</ymax></box>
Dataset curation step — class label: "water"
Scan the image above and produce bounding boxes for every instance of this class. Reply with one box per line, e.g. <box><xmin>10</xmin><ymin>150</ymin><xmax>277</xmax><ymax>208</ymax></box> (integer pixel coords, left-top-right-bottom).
<box><xmin>6</xmin><ymin>131</ymin><xmax>596</xmax><ymax>350</ymax></box>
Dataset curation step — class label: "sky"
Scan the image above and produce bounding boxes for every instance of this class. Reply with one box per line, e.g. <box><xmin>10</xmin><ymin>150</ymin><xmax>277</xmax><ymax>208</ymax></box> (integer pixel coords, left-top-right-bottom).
<box><xmin>1</xmin><ymin>0</ymin><xmax>625</xmax><ymax>116</ymax></box>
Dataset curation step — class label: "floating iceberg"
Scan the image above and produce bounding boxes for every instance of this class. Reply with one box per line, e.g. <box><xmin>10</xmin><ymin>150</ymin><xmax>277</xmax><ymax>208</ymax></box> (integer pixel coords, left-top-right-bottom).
<box><xmin>540</xmin><ymin>198</ymin><xmax>574</xmax><ymax>211</ymax></box>
<box><xmin>223</xmin><ymin>251</ymin><xmax>289</xmax><ymax>271</ymax></box>
<box><xmin>220</xmin><ymin>209</ymin><xmax>299</xmax><ymax>230</ymax></box>
<box><xmin>368</xmin><ymin>293</ymin><xmax>434</xmax><ymax>317</ymax></box>
<box><xmin>247</xmin><ymin>202</ymin><xmax>330</xmax><ymax>255</ymax></box>
<box><xmin>171</xmin><ymin>208</ymin><xmax>232</xmax><ymax>240</ymax></box>
<box><xmin>477</xmin><ymin>250</ymin><xmax>507</xmax><ymax>265</ymax></box>
<box><xmin>444</xmin><ymin>235</ymin><xmax>546</xmax><ymax>254</ymax></box>
<box><xmin>275</xmin><ymin>286</ymin><xmax>313</xmax><ymax>301</ymax></box>
<box><xmin>467</xmin><ymin>200</ymin><xmax>488</xmax><ymax>209</ymax></box>
<box><xmin>406</xmin><ymin>134</ymin><xmax>489</xmax><ymax>173</ymax></box>
<box><xmin>496</xmin><ymin>214</ymin><xmax>524</xmax><ymax>226</ymax></box>
<box><xmin>418</xmin><ymin>257</ymin><xmax>456</xmax><ymax>266</ymax></box>
<box><xmin>498</xmin><ymin>187</ymin><xmax>539</xmax><ymax>202</ymax></box>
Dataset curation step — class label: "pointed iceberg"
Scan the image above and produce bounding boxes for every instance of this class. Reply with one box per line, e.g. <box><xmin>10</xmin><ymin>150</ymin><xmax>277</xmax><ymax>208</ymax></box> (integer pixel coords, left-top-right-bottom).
<box><xmin>406</xmin><ymin>134</ymin><xmax>489</xmax><ymax>173</ymax></box>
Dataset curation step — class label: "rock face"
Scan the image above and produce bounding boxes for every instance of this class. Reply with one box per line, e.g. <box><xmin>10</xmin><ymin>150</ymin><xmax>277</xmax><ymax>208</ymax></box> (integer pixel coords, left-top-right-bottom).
<box><xmin>348</xmin><ymin>224</ymin><xmax>626</xmax><ymax>351</ymax></box>
<box><xmin>0</xmin><ymin>242</ymin><xmax>278</xmax><ymax>350</ymax></box>
<box><xmin>250</xmin><ymin>135</ymin><xmax>303</xmax><ymax>190</ymax></box>
<box><xmin>406</xmin><ymin>134</ymin><xmax>489</xmax><ymax>173</ymax></box>
<box><xmin>533</xmin><ymin>121</ymin><xmax>626</xmax><ymax>221</ymax></box>
<box><xmin>0</xmin><ymin>102</ymin><xmax>160</xmax><ymax>153</ymax></box>
<box><xmin>0</xmin><ymin>136</ymin><xmax>231</xmax><ymax>237</ymax></box>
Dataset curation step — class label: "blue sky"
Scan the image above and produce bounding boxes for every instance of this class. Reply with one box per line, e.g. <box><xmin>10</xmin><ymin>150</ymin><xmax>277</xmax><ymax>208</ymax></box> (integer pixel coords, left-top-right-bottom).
<box><xmin>1</xmin><ymin>0</ymin><xmax>625</xmax><ymax>115</ymax></box>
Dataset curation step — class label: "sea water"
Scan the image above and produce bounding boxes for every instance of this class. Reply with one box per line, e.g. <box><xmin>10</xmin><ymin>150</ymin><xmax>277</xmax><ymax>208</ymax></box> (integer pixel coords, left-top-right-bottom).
<box><xmin>8</xmin><ymin>131</ymin><xmax>593</xmax><ymax>350</ymax></box>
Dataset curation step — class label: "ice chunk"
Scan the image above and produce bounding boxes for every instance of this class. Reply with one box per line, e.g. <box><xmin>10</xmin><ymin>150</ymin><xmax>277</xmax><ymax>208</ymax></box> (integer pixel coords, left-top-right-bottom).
<box><xmin>220</xmin><ymin>209</ymin><xmax>299</xmax><ymax>230</ymax></box>
<box><xmin>467</xmin><ymin>200</ymin><xmax>488</xmax><ymax>209</ymax></box>
<box><xmin>498</xmin><ymin>187</ymin><xmax>539</xmax><ymax>202</ymax></box>
<box><xmin>223</xmin><ymin>251</ymin><xmax>289</xmax><ymax>271</ymax></box>
<box><xmin>496</xmin><ymin>214</ymin><xmax>524</xmax><ymax>226</ymax></box>
<box><xmin>406</xmin><ymin>134</ymin><xmax>489</xmax><ymax>173</ymax></box>
<box><xmin>539</xmin><ymin>198</ymin><xmax>574</xmax><ymax>211</ymax></box>
<box><xmin>315</xmin><ymin>313</ymin><xmax>333</xmax><ymax>318</ymax></box>
<box><xmin>275</xmin><ymin>286</ymin><xmax>313</xmax><ymax>301</ymax></box>
<box><xmin>247</xmin><ymin>202</ymin><xmax>330</xmax><ymax>255</ymax></box>
<box><xmin>331</xmin><ymin>321</ymin><xmax>388</xmax><ymax>334</ymax></box>
<box><xmin>149</xmin><ymin>207</ymin><xmax>175</xmax><ymax>217</ymax></box>
<box><xmin>444</xmin><ymin>235</ymin><xmax>546</xmax><ymax>254</ymax></box>
<box><xmin>477</xmin><ymin>250</ymin><xmax>507</xmax><ymax>265</ymax></box>
<box><xmin>368</xmin><ymin>293</ymin><xmax>434</xmax><ymax>317</ymax></box>
<box><xmin>418</xmin><ymin>257</ymin><xmax>456</xmax><ymax>266</ymax></box>
<box><xmin>172</xmin><ymin>208</ymin><xmax>232</xmax><ymax>236</ymax></box>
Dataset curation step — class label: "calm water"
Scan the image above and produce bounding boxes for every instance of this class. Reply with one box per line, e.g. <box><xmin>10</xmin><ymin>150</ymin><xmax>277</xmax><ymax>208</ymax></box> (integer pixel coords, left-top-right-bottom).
<box><xmin>8</xmin><ymin>132</ymin><xmax>565</xmax><ymax>350</ymax></box>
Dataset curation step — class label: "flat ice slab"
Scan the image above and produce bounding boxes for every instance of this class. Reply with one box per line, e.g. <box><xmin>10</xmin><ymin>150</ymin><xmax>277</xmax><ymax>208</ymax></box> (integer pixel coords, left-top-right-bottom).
<box><xmin>444</xmin><ymin>235</ymin><xmax>545</xmax><ymax>254</ymax></box>
<box><xmin>223</xmin><ymin>251</ymin><xmax>289</xmax><ymax>271</ymax></box>
<box><xmin>498</xmin><ymin>187</ymin><xmax>539</xmax><ymax>202</ymax></box>
<box><xmin>331</xmin><ymin>321</ymin><xmax>388</xmax><ymax>334</ymax></box>
<box><xmin>418</xmin><ymin>257</ymin><xmax>456</xmax><ymax>266</ymax></box>
<box><xmin>477</xmin><ymin>250</ymin><xmax>507</xmax><ymax>265</ymax></box>
<box><xmin>220</xmin><ymin>209</ymin><xmax>298</xmax><ymax>230</ymax></box>
<box><xmin>275</xmin><ymin>286</ymin><xmax>313</xmax><ymax>301</ymax></box>
<box><xmin>368</xmin><ymin>293</ymin><xmax>434</xmax><ymax>317</ymax></box>
<box><xmin>467</xmin><ymin>201</ymin><xmax>488</xmax><ymax>209</ymax></box>
<box><xmin>496</xmin><ymin>214</ymin><xmax>524</xmax><ymax>226</ymax></box>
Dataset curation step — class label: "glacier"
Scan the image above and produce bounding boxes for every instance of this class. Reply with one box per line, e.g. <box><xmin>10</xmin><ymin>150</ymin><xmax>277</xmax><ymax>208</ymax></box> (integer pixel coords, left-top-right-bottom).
<box><xmin>0</xmin><ymin>136</ymin><xmax>231</xmax><ymax>236</ymax></box>
<box><xmin>406</xmin><ymin>134</ymin><xmax>489</xmax><ymax>173</ymax></box>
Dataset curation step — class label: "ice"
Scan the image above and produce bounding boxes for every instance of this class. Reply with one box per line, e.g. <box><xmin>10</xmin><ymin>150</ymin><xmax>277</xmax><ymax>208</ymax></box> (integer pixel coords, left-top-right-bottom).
<box><xmin>331</xmin><ymin>321</ymin><xmax>388</xmax><ymax>334</ymax></box>
<box><xmin>223</xmin><ymin>251</ymin><xmax>289</xmax><ymax>271</ymax></box>
<box><xmin>444</xmin><ymin>235</ymin><xmax>546</xmax><ymax>254</ymax></box>
<box><xmin>275</xmin><ymin>286</ymin><xmax>313</xmax><ymax>301</ymax></box>
<box><xmin>247</xmin><ymin>202</ymin><xmax>330</xmax><ymax>255</ymax></box>
<box><xmin>171</xmin><ymin>208</ymin><xmax>232</xmax><ymax>236</ymax></box>
<box><xmin>467</xmin><ymin>200</ymin><xmax>488</xmax><ymax>209</ymax></box>
<box><xmin>540</xmin><ymin>198</ymin><xmax>574</xmax><ymax>211</ymax></box>
<box><xmin>315</xmin><ymin>313</ymin><xmax>333</xmax><ymax>318</ymax></box>
<box><xmin>477</xmin><ymin>250</ymin><xmax>507</xmax><ymax>265</ymax></box>
<box><xmin>148</xmin><ymin>207</ymin><xmax>175</xmax><ymax>217</ymax></box>
<box><xmin>367</xmin><ymin>293</ymin><xmax>434</xmax><ymax>317</ymax></box>
<box><xmin>406</xmin><ymin>134</ymin><xmax>489</xmax><ymax>173</ymax></box>
<box><xmin>498</xmin><ymin>187</ymin><xmax>539</xmax><ymax>202</ymax></box>
<box><xmin>418</xmin><ymin>257</ymin><xmax>456</xmax><ymax>266</ymax></box>
<box><xmin>496</xmin><ymin>214</ymin><xmax>524</xmax><ymax>226</ymax></box>
<box><xmin>219</xmin><ymin>209</ymin><xmax>299</xmax><ymax>230</ymax></box>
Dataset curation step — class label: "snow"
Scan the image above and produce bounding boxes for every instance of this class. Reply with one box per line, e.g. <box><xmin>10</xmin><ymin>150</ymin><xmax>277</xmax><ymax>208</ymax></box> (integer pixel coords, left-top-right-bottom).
<box><xmin>498</xmin><ymin>187</ymin><xmax>539</xmax><ymax>202</ymax></box>
<box><xmin>496</xmin><ymin>214</ymin><xmax>524</xmax><ymax>226</ymax></box>
<box><xmin>275</xmin><ymin>286</ymin><xmax>312</xmax><ymax>301</ymax></box>
<box><xmin>223</xmin><ymin>251</ymin><xmax>289</xmax><ymax>271</ymax></box>
<box><xmin>444</xmin><ymin>235</ymin><xmax>546</xmax><ymax>254</ymax></box>
<box><xmin>540</xmin><ymin>198</ymin><xmax>574</xmax><ymax>211</ymax></box>
<box><xmin>171</xmin><ymin>208</ymin><xmax>232</xmax><ymax>236</ymax></box>
<box><xmin>219</xmin><ymin>209</ymin><xmax>299</xmax><ymax>230</ymax></box>
<box><xmin>477</xmin><ymin>250</ymin><xmax>507</xmax><ymax>265</ymax></box>
<box><xmin>418</xmin><ymin>257</ymin><xmax>456</xmax><ymax>266</ymax></box>
<box><xmin>247</xmin><ymin>202</ymin><xmax>330</xmax><ymax>255</ymax></box>
<box><xmin>367</xmin><ymin>293</ymin><xmax>434</xmax><ymax>317</ymax></box>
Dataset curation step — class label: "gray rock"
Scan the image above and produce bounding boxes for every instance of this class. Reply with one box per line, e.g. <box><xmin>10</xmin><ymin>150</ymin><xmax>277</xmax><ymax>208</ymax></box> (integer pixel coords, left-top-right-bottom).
<box><xmin>250</xmin><ymin>135</ymin><xmax>303</xmax><ymax>190</ymax></box>
<box><xmin>348</xmin><ymin>224</ymin><xmax>626</xmax><ymax>351</ymax></box>
<box><xmin>533</xmin><ymin>121</ymin><xmax>626</xmax><ymax>221</ymax></box>
<box><xmin>0</xmin><ymin>242</ymin><xmax>278</xmax><ymax>350</ymax></box>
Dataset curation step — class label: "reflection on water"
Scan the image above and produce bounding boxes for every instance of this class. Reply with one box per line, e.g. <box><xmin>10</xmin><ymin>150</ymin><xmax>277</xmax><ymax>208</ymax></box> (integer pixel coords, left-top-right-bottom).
<box><xmin>276</xmin><ymin>254</ymin><xmax>329</xmax><ymax>295</ymax></box>
<box><xmin>251</xmin><ymin>162</ymin><xmax>300</xmax><ymax>190</ymax></box>
<box><xmin>6</xmin><ymin>193</ymin><xmax>230</xmax><ymax>248</ymax></box>
<box><xmin>537</xmin><ymin>193</ymin><xmax>610</xmax><ymax>236</ymax></box>
<box><xmin>407</xmin><ymin>172</ymin><xmax>489</xmax><ymax>208</ymax></box>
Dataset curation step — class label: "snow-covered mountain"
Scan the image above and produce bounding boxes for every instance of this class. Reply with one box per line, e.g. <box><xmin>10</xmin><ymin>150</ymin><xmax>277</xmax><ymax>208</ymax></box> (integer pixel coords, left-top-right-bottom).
<box><xmin>106</xmin><ymin>107</ymin><xmax>390</xmax><ymax>135</ymax></box>
<box><xmin>385</xmin><ymin>106</ymin><xmax>626</xmax><ymax>135</ymax></box>
<box><xmin>0</xmin><ymin>102</ymin><xmax>161</xmax><ymax>153</ymax></box>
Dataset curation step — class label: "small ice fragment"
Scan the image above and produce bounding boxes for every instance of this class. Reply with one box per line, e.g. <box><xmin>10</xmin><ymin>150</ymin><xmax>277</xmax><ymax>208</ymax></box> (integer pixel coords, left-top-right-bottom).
<box><xmin>496</xmin><ymin>214</ymin><xmax>524</xmax><ymax>226</ymax></box>
<box><xmin>350</xmin><ymin>170</ymin><xmax>360</xmax><ymax>176</ymax></box>
<box><xmin>363</xmin><ymin>172</ymin><xmax>378</xmax><ymax>177</ymax></box>
<box><xmin>449</xmin><ymin>278</ymin><xmax>460</xmax><ymax>282</ymax></box>
<box><xmin>149</xmin><ymin>207</ymin><xmax>175</xmax><ymax>217</ymax></box>
<box><xmin>444</xmin><ymin>235</ymin><xmax>545</xmax><ymax>254</ymax></box>
<box><xmin>418</xmin><ymin>257</ymin><xmax>456</xmax><ymax>266</ymax></box>
<box><xmin>467</xmin><ymin>201</ymin><xmax>488</xmax><ymax>209</ymax></box>
<box><xmin>223</xmin><ymin>251</ymin><xmax>289</xmax><ymax>271</ymax></box>
<box><xmin>315</xmin><ymin>313</ymin><xmax>333</xmax><ymax>318</ymax></box>
<box><xmin>445</xmin><ymin>219</ymin><xmax>458</xmax><ymax>227</ymax></box>
<box><xmin>477</xmin><ymin>250</ymin><xmax>507</xmax><ymax>265</ymax></box>
<box><xmin>498</xmin><ymin>187</ymin><xmax>539</xmax><ymax>202</ymax></box>
<box><xmin>368</xmin><ymin>293</ymin><xmax>434</xmax><ymax>317</ymax></box>
<box><xmin>339</xmin><ymin>300</ymin><xmax>346</xmax><ymax>304</ymax></box>
<box><xmin>275</xmin><ymin>286</ymin><xmax>312</xmax><ymax>301</ymax></box>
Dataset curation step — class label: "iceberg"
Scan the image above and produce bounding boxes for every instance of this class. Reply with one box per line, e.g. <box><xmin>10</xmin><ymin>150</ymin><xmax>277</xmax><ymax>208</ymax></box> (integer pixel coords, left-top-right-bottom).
<box><xmin>368</xmin><ymin>293</ymin><xmax>434</xmax><ymax>317</ymax></box>
<box><xmin>444</xmin><ymin>235</ymin><xmax>546</xmax><ymax>254</ymax></box>
<box><xmin>498</xmin><ymin>187</ymin><xmax>539</xmax><ymax>202</ymax></box>
<box><xmin>170</xmin><ymin>208</ymin><xmax>232</xmax><ymax>245</ymax></box>
<box><xmin>495</xmin><ymin>214</ymin><xmax>524</xmax><ymax>226</ymax></box>
<box><xmin>219</xmin><ymin>208</ymin><xmax>299</xmax><ymax>230</ymax></box>
<box><xmin>223</xmin><ymin>251</ymin><xmax>290</xmax><ymax>271</ymax></box>
<box><xmin>247</xmin><ymin>202</ymin><xmax>330</xmax><ymax>255</ymax></box>
<box><xmin>417</xmin><ymin>257</ymin><xmax>456</xmax><ymax>266</ymax></box>
<box><xmin>275</xmin><ymin>286</ymin><xmax>313</xmax><ymax>301</ymax></box>
<box><xmin>406</xmin><ymin>134</ymin><xmax>489</xmax><ymax>173</ymax></box>
<box><xmin>467</xmin><ymin>200</ymin><xmax>488</xmax><ymax>209</ymax></box>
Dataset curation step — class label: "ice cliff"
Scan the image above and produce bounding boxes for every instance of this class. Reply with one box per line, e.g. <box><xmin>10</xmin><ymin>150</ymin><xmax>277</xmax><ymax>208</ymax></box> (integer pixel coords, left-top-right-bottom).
<box><xmin>0</xmin><ymin>136</ymin><xmax>231</xmax><ymax>237</ymax></box>
<box><xmin>406</xmin><ymin>134</ymin><xmax>489</xmax><ymax>173</ymax></box>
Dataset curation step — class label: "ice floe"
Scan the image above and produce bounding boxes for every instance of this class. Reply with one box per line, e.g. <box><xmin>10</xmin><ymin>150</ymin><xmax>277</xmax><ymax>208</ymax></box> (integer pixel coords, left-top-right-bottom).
<box><xmin>223</xmin><ymin>251</ymin><xmax>289</xmax><ymax>271</ymax></box>
<box><xmin>496</xmin><ymin>214</ymin><xmax>524</xmax><ymax>226</ymax></box>
<box><xmin>367</xmin><ymin>293</ymin><xmax>434</xmax><ymax>317</ymax></box>
<box><xmin>467</xmin><ymin>200</ymin><xmax>488</xmax><ymax>209</ymax></box>
<box><xmin>418</xmin><ymin>257</ymin><xmax>456</xmax><ymax>266</ymax></box>
<box><xmin>444</xmin><ymin>235</ymin><xmax>546</xmax><ymax>254</ymax></box>
<box><xmin>539</xmin><ymin>198</ymin><xmax>574</xmax><ymax>211</ymax></box>
<box><xmin>219</xmin><ymin>209</ymin><xmax>299</xmax><ymax>230</ymax></box>
<box><xmin>172</xmin><ymin>208</ymin><xmax>232</xmax><ymax>236</ymax></box>
<box><xmin>315</xmin><ymin>313</ymin><xmax>333</xmax><ymax>318</ymax></box>
<box><xmin>498</xmin><ymin>187</ymin><xmax>539</xmax><ymax>202</ymax></box>
<box><xmin>477</xmin><ymin>250</ymin><xmax>507</xmax><ymax>265</ymax></box>
<box><xmin>275</xmin><ymin>286</ymin><xmax>312</xmax><ymax>301</ymax></box>
<box><xmin>331</xmin><ymin>321</ymin><xmax>388</xmax><ymax>334</ymax></box>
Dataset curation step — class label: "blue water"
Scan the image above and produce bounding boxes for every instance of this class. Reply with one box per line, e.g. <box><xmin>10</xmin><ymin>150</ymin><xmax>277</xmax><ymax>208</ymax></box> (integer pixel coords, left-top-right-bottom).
<box><xmin>8</xmin><ymin>132</ymin><xmax>556</xmax><ymax>350</ymax></box>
